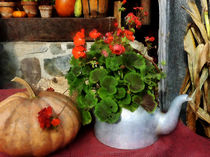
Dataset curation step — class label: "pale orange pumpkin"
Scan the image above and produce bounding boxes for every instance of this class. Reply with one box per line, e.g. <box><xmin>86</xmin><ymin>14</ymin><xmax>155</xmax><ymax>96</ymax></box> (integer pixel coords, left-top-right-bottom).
<box><xmin>12</xmin><ymin>11</ymin><xmax>26</xmax><ymax>18</ymax></box>
<box><xmin>0</xmin><ymin>77</ymin><xmax>81</xmax><ymax>157</ymax></box>
<box><xmin>55</xmin><ymin>0</ymin><xmax>76</xmax><ymax>17</ymax></box>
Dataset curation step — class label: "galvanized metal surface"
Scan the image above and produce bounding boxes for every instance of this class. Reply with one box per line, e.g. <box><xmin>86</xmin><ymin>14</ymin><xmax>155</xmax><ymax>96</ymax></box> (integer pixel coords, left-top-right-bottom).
<box><xmin>94</xmin><ymin>94</ymin><xmax>190</xmax><ymax>149</ymax></box>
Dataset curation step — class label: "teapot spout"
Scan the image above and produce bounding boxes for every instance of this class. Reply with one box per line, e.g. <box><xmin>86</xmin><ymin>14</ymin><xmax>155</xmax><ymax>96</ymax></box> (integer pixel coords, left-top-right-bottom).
<box><xmin>156</xmin><ymin>94</ymin><xmax>191</xmax><ymax>135</ymax></box>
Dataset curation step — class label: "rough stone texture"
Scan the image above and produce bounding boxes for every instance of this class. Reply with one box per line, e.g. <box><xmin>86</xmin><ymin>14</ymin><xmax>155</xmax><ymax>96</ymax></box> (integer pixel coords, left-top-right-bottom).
<box><xmin>36</xmin><ymin>76</ymin><xmax>69</xmax><ymax>96</ymax></box>
<box><xmin>49</xmin><ymin>43</ymin><xmax>65</xmax><ymax>55</ymax></box>
<box><xmin>66</xmin><ymin>43</ymin><xmax>74</xmax><ymax>49</ymax></box>
<box><xmin>2</xmin><ymin>42</ymin><xmax>48</xmax><ymax>57</ymax></box>
<box><xmin>44</xmin><ymin>55</ymin><xmax>71</xmax><ymax>76</ymax></box>
<box><xmin>20</xmin><ymin>58</ymin><xmax>41</xmax><ymax>86</ymax></box>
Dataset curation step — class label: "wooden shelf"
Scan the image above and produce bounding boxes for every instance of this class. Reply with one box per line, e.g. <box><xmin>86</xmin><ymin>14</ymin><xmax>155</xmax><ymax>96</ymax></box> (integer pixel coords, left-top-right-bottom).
<box><xmin>0</xmin><ymin>17</ymin><xmax>116</xmax><ymax>42</ymax></box>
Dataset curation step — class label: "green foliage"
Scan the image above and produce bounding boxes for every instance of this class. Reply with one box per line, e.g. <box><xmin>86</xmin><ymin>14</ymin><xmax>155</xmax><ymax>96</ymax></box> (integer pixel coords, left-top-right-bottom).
<box><xmin>94</xmin><ymin>98</ymin><xmax>122</xmax><ymax>123</ymax></box>
<box><xmin>89</xmin><ymin>68</ymin><xmax>107</xmax><ymax>83</ymax></box>
<box><xmin>67</xmin><ymin>41</ymin><xmax>164</xmax><ymax>125</ymax></box>
<box><xmin>124</xmin><ymin>72</ymin><xmax>145</xmax><ymax>93</ymax></box>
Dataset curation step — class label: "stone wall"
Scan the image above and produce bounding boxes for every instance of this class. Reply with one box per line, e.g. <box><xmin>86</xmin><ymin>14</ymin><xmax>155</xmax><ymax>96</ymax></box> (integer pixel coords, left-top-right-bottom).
<box><xmin>0</xmin><ymin>42</ymin><xmax>91</xmax><ymax>92</ymax></box>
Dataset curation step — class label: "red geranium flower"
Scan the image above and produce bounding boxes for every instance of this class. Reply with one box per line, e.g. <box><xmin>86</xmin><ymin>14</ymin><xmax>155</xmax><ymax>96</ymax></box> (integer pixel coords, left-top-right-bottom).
<box><xmin>51</xmin><ymin>118</ymin><xmax>60</xmax><ymax>127</ymax></box>
<box><xmin>47</xmin><ymin>87</ymin><xmax>54</xmax><ymax>92</ymax></box>
<box><xmin>149</xmin><ymin>36</ymin><xmax>155</xmax><ymax>42</ymax></box>
<box><xmin>114</xmin><ymin>22</ymin><xmax>118</xmax><ymax>28</ymax></box>
<box><xmin>104</xmin><ymin>32</ymin><xmax>114</xmax><ymax>44</ymax></box>
<box><xmin>101</xmin><ymin>50</ymin><xmax>109</xmax><ymax>57</ymax></box>
<box><xmin>38</xmin><ymin>106</ymin><xmax>61</xmax><ymax>129</ymax></box>
<box><xmin>73</xmin><ymin>29</ymin><xmax>85</xmax><ymax>46</ymax></box>
<box><xmin>122</xmin><ymin>0</ymin><xmax>126</xmax><ymax>4</ymax></box>
<box><xmin>133</xmin><ymin>7</ymin><xmax>144</xmax><ymax>10</ymax></box>
<box><xmin>38</xmin><ymin>106</ymin><xmax>53</xmax><ymax>129</ymax></box>
<box><xmin>145</xmin><ymin>36</ymin><xmax>155</xmax><ymax>42</ymax></box>
<box><xmin>89</xmin><ymin>29</ymin><xmax>101</xmax><ymax>39</ymax></box>
<box><xmin>144</xmin><ymin>11</ymin><xmax>149</xmax><ymax>16</ymax></box>
<box><xmin>109</xmin><ymin>44</ymin><xmax>125</xmax><ymax>55</ymax></box>
<box><xmin>124</xmin><ymin>30</ymin><xmax>135</xmax><ymax>41</ymax></box>
<box><xmin>72</xmin><ymin>46</ymin><xmax>86</xmax><ymax>59</ymax></box>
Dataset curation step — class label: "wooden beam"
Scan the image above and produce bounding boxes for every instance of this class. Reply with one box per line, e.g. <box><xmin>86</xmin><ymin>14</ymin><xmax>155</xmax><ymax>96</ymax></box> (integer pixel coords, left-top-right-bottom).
<box><xmin>114</xmin><ymin>1</ymin><xmax>121</xmax><ymax>27</ymax></box>
<box><xmin>0</xmin><ymin>17</ymin><xmax>116</xmax><ymax>42</ymax></box>
<box><xmin>141</xmin><ymin>0</ymin><xmax>151</xmax><ymax>25</ymax></box>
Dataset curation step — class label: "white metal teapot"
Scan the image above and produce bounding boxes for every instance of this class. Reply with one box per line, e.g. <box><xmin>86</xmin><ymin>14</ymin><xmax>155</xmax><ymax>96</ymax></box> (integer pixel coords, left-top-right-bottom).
<box><xmin>94</xmin><ymin>94</ymin><xmax>191</xmax><ymax>149</ymax></box>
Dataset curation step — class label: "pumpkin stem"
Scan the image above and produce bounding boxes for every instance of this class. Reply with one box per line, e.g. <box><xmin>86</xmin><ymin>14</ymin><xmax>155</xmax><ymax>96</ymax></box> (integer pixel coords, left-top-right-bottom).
<box><xmin>11</xmin><ymin>77</ymin><xmax>36</xmax><ymax>98</ymax></box>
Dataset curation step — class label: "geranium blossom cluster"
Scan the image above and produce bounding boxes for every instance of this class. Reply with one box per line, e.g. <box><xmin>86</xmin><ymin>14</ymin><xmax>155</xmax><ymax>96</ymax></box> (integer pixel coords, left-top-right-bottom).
<box><xmin>72</xmin><ymin>26</ymin><xmax>136</xmax><ymax>59</ymax></box>
<box><xmin>72</xmin><ymin>3</ymin><xmax>152</xmax><ymax>59</ymax></box>
<box><xmin>72</xmin><ymin>29</ymin><xmax>87</xmax><ymax>59</ymax></box>
<box><xmin>125</xmin><ymin>6</ymin><xmax>149</xmax><ymax>29</ymax></box>
<box><xmin>38</xmin><ymin>106</ymin><xmax>60</xmax><ymax>129</ymax></box>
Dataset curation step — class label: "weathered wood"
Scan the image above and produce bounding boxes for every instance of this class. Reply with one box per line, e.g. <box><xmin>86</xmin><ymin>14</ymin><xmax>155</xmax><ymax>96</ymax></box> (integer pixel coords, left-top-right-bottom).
<box><xmin>114</xmin><ymin>1</ymin><xmax>121</xmax><ymax>27</ymax></box>
<box><xmin>141</xmin><ymin>0</ymin><xmax>151</xmax><ymax>25</ymax></box>
<box><xmin>98</xmin><ymin>0</ymin><xmax>109</xmax><ymax>17</ymax></box>
<box><xmin>89</xmin><ymin>0</ymin><xmax>98</xmax><ymax>17</ymax></box>
<box><xmin>0</xmin><ymin>17</ymin><xmax>116</xmax><ymax>41</ymax></box>
<box><xmin>82</xmin><ymin>0</ymin><xmax>90</xmax><ymax>18</ymax></box>
<box><xmin>82</xmin><ymin>0</ymin><xmax>109</xmax><ymax>18</ymax></box>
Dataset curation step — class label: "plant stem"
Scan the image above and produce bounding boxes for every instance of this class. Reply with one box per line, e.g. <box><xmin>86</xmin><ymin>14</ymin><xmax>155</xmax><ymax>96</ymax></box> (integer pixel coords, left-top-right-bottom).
<box><xmin>11</xmin><ymin>77</ymin><xmax>36</xmax><ymax>99</ymax></box>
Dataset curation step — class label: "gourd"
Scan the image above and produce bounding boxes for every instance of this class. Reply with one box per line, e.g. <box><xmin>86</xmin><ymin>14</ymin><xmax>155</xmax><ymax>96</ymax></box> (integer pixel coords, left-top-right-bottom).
<box><xmin>12</xmin><ymin>11</ymin><xmax>26</xmax><ymax>18</ymax></box>
<box><xmin>55</xmin><ymin>0</ymin><xmax>76</xmax><ymax>17</ymax></box>
<box><xmin>0</xmin><ymin>77</ymin><xmax>81</xmax><ymax>157</ymax></box>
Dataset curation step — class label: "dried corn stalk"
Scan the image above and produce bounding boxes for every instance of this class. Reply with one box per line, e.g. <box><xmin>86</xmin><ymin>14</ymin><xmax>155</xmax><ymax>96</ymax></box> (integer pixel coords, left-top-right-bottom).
<box><xmin>181</xmin><ymin>0</ymin><xmax>210</xmax><ymax>137</ymax></box>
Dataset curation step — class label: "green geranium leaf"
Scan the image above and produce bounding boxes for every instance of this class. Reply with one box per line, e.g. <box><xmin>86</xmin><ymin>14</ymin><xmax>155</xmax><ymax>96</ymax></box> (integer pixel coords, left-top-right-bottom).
<box><xmin>115</xmin><ymin>88</ymin><xmax>126</xmax><ymax>99</ymax></box>
<box><xmin>71</xmin><ymin>66</ymin><xmax>82</xmax><ymax>76</ymax></box>
<box><xmin>101</xmin><ymin>76</ymin><xmax>118</xmax><ymax>95</ymax></box>
<box><xmin>82</xmin><ymin>66</ymin><xmax>91</xmax><ymax>75</ymax></box>
<box><xmin>121</xmin><ymin>103</ymin><xmax>139</xmax><ymax>112</ymax></box>
<box><xmin>81</xmin><ymin>110</ymin><xmax>92</xmax><ymax>125</ymax></box>
<box><xmin>119</xmin><ymin>94</ymin><xmax>131</xmax><ymax>105</ymax></box>
<box><xmin>106</xmin><ymin>56</ymin><xmax>123</xmax><ymax>71</ymax></box>
<box><xmin>119</xmin><ymin>94</ymin><xmax>139</xmax><ymax>112</ymax></box>
<box><xmin>124</xmin><ymin>72</ymin><xmax>145</xmax><ymax>93</ymax></box>
<box><xmin>94</xmin><ymin>98</ymin><xmax>121</xmax><ymax>123</ymax></box>
<box><xmin>78</xmin><ymin>92</ymin><xmax>97</xmax><ymax>109</ymax></box>
<box><xmin>70</xmin><ymin>57</ymin><xmax>80</xmax><ymax>66</ymax></box>
<box><xmin>123</xmin><ymin>52</ymin><xmax>140</xmax><ymax>71</ymax></box>
<box><xmin>89</xmin><ymin>68</ymin><xmax>107</xmax><ymax>83</ymax></box>
<box><xmin>133</xmin><ymin>54</ymin><xmax>146</xmax><ymax>70</ymax></box>
<box><xmin>98</xmin><ymin>87</ymin><xmax>113</xmax><ymax>99</ymax></box>
<box><xmin>69</xmin><ymin>78</ymin><xmax>84</xmax><ymax>93</ymax></box>
<box><xmin>133</xmin><ymin>93</ymin><xmax>157</xmax><ymax>113</ymax></box>
<box><xmin>66</xmin><ymin>72</ymin><xmax>75</xmax><ymax>83</ymax></box>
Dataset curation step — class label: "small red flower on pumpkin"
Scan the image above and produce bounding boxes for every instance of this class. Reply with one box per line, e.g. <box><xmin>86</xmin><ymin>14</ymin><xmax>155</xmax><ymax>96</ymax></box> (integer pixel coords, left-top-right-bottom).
<box><xmin>51</xmin><ymin>118</ymin><xmax>60</xmax><ymax>127</ymax></box>
<box><xmin>47</xmin><ymin>87</ymin><xmax>54</xmax><ymax>92</ymax></box>
<box><xmin>109</xmin><ymin>44</ymin><xmax>125</xmax><ymax>55</ymax></box>
<box><xmin>89</xmin><ymin>29</ymin><xmax>101</xmax><ymax>39</ymax></box>
<box><xmin>38</xmin><ymin>106</ymin><xmax>60</xmax><ymax>129</ymax></box>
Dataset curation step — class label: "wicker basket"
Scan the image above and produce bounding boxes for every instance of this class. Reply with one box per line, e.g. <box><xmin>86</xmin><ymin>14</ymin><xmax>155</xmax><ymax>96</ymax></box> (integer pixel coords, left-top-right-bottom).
<box><xmin>82</xmin><ymin>0</ymin><xmax>109</xmax><ymax>18</ymax></box>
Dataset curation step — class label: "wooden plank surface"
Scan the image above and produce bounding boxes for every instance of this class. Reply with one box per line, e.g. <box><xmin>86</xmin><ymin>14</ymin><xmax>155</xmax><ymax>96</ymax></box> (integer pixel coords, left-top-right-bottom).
<box><xmin>0</xmin><ymin>17</ymin><xmax>116</xmax><ymax>42</ymax></box>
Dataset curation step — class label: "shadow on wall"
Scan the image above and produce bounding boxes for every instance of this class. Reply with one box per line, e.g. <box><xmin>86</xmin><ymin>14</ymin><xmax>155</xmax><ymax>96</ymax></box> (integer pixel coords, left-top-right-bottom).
<box><xmin>0</xmin><ymin>44</ymin><xmax>17</xmax><ymax>89</ymax></box>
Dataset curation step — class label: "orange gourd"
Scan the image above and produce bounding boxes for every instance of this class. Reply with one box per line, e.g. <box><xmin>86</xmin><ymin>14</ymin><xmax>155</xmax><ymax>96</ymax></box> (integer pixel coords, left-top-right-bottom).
<box><xmin>55</xmin><ymin>0</ymin><xmax>76</xmax><ymax>17</ymax></box>
<box><xmin>0</xmin><ymin>77</ymin><xmax>81</xmax><ymax>157</ymax></box>
<box><xmin>12</xmin><ymin>11</ymin><xmax>26</xmax><ymax>18</ymax></box>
